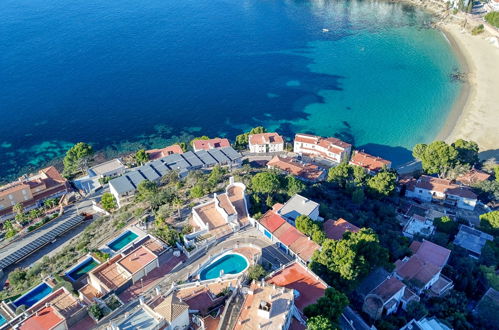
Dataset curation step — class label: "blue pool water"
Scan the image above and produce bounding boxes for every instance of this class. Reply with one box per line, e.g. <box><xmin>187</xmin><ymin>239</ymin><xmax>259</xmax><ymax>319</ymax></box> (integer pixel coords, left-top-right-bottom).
<box><xmin>108</xmin><ymin>230</ymin><xmax>139</xmax><ymax>252</ymax></box>
<box><xmin>66</xmin><ymin>257</ymin><xmax>99</xmax><ymax>281</ymax></box>
<box><xmin>200</xmin><ymin>254</ymin><xmax>248</xmax><ymax>280</ymax></box>
<box><xmin>0</xmin><ymin>0</ymin><xmax>462</xmax><ymax>180</ymax></box>
<box><xmin>0</xmin><ymin>314</ymin><xmax>6</xmax><ymax>326</ymax></box>
<box><xmin>13</xmin><ymin>283</ymin><xmax>53</xmax><ymax>308</ymax></box>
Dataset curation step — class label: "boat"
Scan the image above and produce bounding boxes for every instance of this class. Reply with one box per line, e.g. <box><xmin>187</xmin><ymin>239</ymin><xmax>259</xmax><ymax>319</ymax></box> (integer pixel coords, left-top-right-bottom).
<box><xmin>322</xmin><ymin>28</ymin><xmax>329</xmax><ymax>32</ymax></box>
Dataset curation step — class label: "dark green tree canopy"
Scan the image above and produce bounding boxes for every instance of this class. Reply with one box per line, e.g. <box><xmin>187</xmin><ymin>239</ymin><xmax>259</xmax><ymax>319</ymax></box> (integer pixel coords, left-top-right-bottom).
<box><xmin>63</xmin><ymin>142</ymin><xmax>94</xmax><ymax>176</ymax></box>
<box><xmin>412</xmin><ymin>141</ymin><xmax>458</xmax><ymax>175</ymax></box>
<box><xmin>452</xmin><ymin>139</ymin><xmax>479</xmax><ymax>166</ymax></box>
<box><xmin>367</xmin><ymin>170</ymin><xmax>397</xmax><ymax>198</ymax></box>
<box><xmin>135</xmin><ymin>149</ymin><xmax>149</xmax><ymax>166</ymax></box>
<box><xmin>480</xmin><ymin>211</ymin><xmax>499</xmax><ymax>235</ymax></box>
<box><xmin>251</xmin><ymin>171</ymin><xmax>281</xmax><ymax>194</ymax></box>
<box><xmin>303</xmin><ymin>287</ymin><xmax>349</xmax><ymax>326</ymax></box>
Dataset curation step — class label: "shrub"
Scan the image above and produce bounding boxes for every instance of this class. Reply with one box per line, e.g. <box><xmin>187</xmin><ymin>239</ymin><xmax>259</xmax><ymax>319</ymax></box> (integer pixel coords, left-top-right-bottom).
<box><xmin>247</xmin><ymin>264</ymin><xmax>267</xmax><ymax>281</ymax></box>
<box><xmin>15</xmin><ymin>305</ymin><xmax>27</xmax><ymax>315</ymax></box>
<box><xmin>471</xmin><ymin>24</ymin><xmax>484</xmax><ymax>35</ymax></box>
<box><xmin>485</xmin><ymin>12</ymin><xmax>499</xmax><ymax>28</ymax></box>
<box><xmin>88</xmin><ymin>304</ymin><xmax>104</xmax><ymax>320</ymax></box>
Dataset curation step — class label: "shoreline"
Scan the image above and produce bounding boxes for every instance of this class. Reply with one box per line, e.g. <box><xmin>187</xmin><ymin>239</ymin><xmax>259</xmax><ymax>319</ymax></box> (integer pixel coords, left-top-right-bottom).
<box><xmin>434</xmin><ymin>25</ymin><xmax>471</xmax><ymax>142</ymax></box>
<box><xmin>397</xmin><ymin>0</ymin><xmax>499</xmax><ymax>159</ymax></box>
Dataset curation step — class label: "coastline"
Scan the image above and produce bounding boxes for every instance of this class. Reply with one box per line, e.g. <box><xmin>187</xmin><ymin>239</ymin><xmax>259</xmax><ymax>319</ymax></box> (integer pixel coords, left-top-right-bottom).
<box><xmin>397</xmin><ymin>0</ymin><xmax>499</xmax><ymax>159</ymax></box>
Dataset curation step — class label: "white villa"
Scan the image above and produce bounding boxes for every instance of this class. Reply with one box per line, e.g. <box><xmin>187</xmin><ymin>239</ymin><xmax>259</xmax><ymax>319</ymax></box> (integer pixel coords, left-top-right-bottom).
<box><xmin>248</xmin><ymin>132</ymin><xmax>284</xmax><ymax>153</ymax></box>
<box><xmin>293</xmin><ymin>133</ymin><xmax>352</xmax><ymax>164</ymax></box>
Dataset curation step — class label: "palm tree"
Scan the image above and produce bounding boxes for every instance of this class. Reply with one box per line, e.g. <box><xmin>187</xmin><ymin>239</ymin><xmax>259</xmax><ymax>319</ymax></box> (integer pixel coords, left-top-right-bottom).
<box><xmin>13</xmin><ymin>203</ymin><xmax>24</xmax><ymax>216</ymax></box>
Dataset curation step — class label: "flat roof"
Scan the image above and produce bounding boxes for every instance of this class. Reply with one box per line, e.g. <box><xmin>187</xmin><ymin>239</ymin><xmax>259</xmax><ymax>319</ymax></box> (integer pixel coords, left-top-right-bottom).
<box><xmin>278</xmin><ymin>194</ymin><xmax>319</xmax><ymax>221</ymax></box>
<box><xmin>454</xmin><ymin>225</ymin><xmax>493</xmax><ymax>255</ymax></box>
<box><xmin>89</xmin><ymin>158</ymin><xmax>124</xmax><ymax>175</ymax></box>
<box><xmin>118</xmin><ymin>246</ymin><xmax>157</xmax><ymax>274</ymax></box>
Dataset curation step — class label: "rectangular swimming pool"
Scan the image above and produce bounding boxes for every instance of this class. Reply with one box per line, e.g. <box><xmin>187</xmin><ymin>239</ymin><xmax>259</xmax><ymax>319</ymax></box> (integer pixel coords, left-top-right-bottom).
<box><xmin>13</xmin><ymin>282</ymin><xmax>52</xmax><ymax>308</ymax></box>
<box><xmin>0</xmin><ymin>314</ymin><xmax>6</xmax><ymax>326</ymax></box>
<box><xmin>108</xmin><ymin>230</ymin><xmax>139</xmax><ymax>252</ymax></box>
<box><xmin>66</xmin><ymin>257</ymin><xmax>99</xmax><ymax>281</ymax></box>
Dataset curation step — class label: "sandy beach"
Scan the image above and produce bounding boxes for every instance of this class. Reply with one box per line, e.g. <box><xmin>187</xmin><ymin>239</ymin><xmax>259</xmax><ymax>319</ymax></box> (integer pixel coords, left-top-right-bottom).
<box><xmin>400</xmin><ymin>0</ymin><xmax>499</xmax><ymax>160</ymax></box>
<box><xmin>440</xmin><ymin>22</ymin><xmax>499</xmax><ymax>159</ymax></box>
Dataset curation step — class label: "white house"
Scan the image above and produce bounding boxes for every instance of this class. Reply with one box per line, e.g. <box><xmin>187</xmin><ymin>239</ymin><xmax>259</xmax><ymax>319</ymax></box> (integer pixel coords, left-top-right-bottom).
<box><xmin>293</xmin><ymin>133</ymin><xmax>352</xmax><ymax>164</ymax></box>
<box><xmin>248</xmin><ymin>132</ymin><xmax>284</xmax><ymax>153</ymax></box>
<box><xmin>277</xmin><ymin>194</ymin><xmax>321</xmax><ymax>224</ymax></box>
<box><xmin>404</xmin><ymin>175</ymin><xmax>477</xmax><ymax>210</ymax></box>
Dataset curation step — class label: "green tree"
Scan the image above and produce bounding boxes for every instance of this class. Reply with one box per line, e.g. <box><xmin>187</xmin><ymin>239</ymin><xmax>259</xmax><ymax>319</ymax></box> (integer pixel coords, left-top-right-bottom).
<box><xmin>452</xmin><ymin>139</ymin><xmax>479</xmax><ymax>165</ymax></box>
<box><xmin>286</xmin><ymin>176</ymin><xmax>305</xmax><ymax>196</ymax></box>
<box><xmin>135</xmin><ymin>149</ymin><xmax>149</xmax><ymax>165</ymax></box>
<box><xmin>434</xmin><ymin>216</ymin><xmax>458</xmax><ymax>235</ymax></box>
<box><xmin>235</xmin><ymin>126</ymin><xmax>267</xmax><ymax>150</ymax></box>
<box><xmin>190</xmin><ymin>185</ymin><xmax>204</xmax><ymax>198</ymax></box>
<box><xmin>296</xmin><ymin>215</ymin><xmax>315</xmax><ymax>234</ymax></box>
<box><xmin>303</xmin><ymin>287</ymin><xmax>349</xmax><ymax>326</ymax></box>
<box><xmin>311</xmin><ymin>229</ymin><xmax>389</xmax><ymax>283</ymax></box>
<box><xmin>251</xmin><ymin>172</ymin><xmax>281</xmax><ymax>194</ymax></box>
<box><xmin>247</xmin><ymin>264</ymin><xmax>267</xmax><ymax>281</ymax></box>
<box><xmin>307</xmin><ymin>315</ymin><xmax>334</xmax><ymax>330</ymax></box>
<box><xmin>327</xmin><ymin>163</ymin><xmax>352</xmax><ymax>188</ymax></box>
<box><xmin>13</xmin><ymin>202</ymin><xmax>24</xmax><ymax>216</ymax></box>
<box><xmin>367</xmin><ymin>170</ymin><xmax>397</xmax><ymax>198</ymax></box>
<box><xmin>412</xmin><ymin>141</ymin><xmax>458</xmax><ymax>175</ymax></box>
<box><xmin>351</xmin><ymin>188</ymin><xmax>365</xmax><ymax>204</ymax></box>
<box><xmin>485</xmin><ymin>11</ymin><xmax>499</xmax><ymax>28</ymax></box>
<box><xmin>63</xmin><ymin>142</ymin><xmax>94</xmax><ymax>176</ymax></box>
<box><xmin>480</xmin><ymin>211</ymin><xmax>499</xmax><ymax>235</ymax></box>
<box><xmin>3</xmin><ymin>220</ymin><xmax>18</xmax><ymax>238</ymax></box>
<box><xmin>494</xmin><ymin>166</ymin><xmax>499</xmax><ymax>182</ymax></box>
<box><xmin>100</xmin><ymin>192</ymin><xmax>117</xmax><ymax>212</ymax></box>
<box><xmin>136</xmin><ymin>180</ymin><xmax>158</xmax><ymax>202</ymax></box>
<box><xmin>406</xmin><ymin>301</ymin><xmax>428</xmax><ymax>321</ymax></box>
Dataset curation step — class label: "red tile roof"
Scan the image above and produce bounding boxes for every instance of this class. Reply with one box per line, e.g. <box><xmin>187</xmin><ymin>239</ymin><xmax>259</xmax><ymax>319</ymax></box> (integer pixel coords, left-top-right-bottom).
<box><xmin>146</xmin><ymin>144</ymin><xmax>183</xmax><ymax>160</ymax></box>
<box><xmin>371</xmin><ymin>277</ymin><xmax>405</xmax><ymax>302</ymax></box>
<box><xmin>259</xmin><ymin>211</ymin><xmax>286</xmax><ymax>233</ymax></box>
<box><xmin>349</xmin><ymin>151</ymin><xmax>391</xmax><ymax>172</ymax></box>
<box><xmin>323</xmin><ymin>218</ymin><xmax>360</xmax><ymax>240</ymax></box>
<box><xmin>456</xmin><ymin>169</ymin><xmax>491</xmax><ymax>186</ymax></box>
<box><xmin>267</xmin><ymin>156</ymin><xmax>325</xmax><ymax>182</ymax></box>
<box><xmin>192</xmin><ymin>138</ymin><xmax>230</xmax><ymax>151</ymax></box>
<box><xmin>266</xmin><ymin>262</ymin><xmax>327</xmax><ymax>311</ymax></box>
<box><xmin>411</xmin><ymin>175</ymin><xmax>477</xmax><ymax>199</ymax></box>
<box><xmin>249</xmin><ymin>133</ymin><xmax>284</xmax><ymax>145</ymax></box>
<box><xmin>295</xmin><ymin>134</ymin><xmax>351</xmax><ymax>149</ymax></box>
<box><xmin>20</xmin><ymin>306</ymin><xmax>65</xmax><ymax>330</ymax></box>
<box><xmin>412</xmin><ymin>240</ymin><xmax>451</xmax><ymax>268</ymax></box>
<box><xmin>273</xmin><ymin>222</ymin><xmax>302</xmax><ymax>246</ymax></box>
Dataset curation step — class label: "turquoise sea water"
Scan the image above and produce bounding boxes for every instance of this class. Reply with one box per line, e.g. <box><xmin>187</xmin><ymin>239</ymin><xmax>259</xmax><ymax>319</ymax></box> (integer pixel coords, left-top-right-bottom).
<box><xmin>0</xmin><ymin>0</ymin><xmax>461</xmax><ymax>179</ymax></box>
<box><xmin>108</xmin><ymin>230</ymin><xmax>139</xmax><ymax>252</ymax></box>
<box><xmin>200</xmin><ymin>253</ymin><xmax>248</xmax><ymax>280</ymax></box>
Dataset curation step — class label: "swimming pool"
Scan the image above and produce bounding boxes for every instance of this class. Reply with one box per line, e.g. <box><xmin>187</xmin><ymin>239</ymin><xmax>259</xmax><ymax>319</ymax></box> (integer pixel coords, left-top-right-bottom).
<box><xmin>0</xmin><ymin>314</ymin><xmax>6</xmax><ymax>326</ymax></box>
<box><xmin>13</xmin><ymin>282</ymin><xmax>53</xmax><ymax>308</ymax></box>
<box><xmin>66</xmin><ymin>257</ymin><xmax>99</xmax><ymax>281</ymax></box>
<box><xmin>107</xmin><ymin>230</ymin><xmax>139</xmax><ymax>252</ymax></box>
<box><xmin>199</xmin><ymin>253</ymin><xmax>248</xmax><ymax>280</ymax></box>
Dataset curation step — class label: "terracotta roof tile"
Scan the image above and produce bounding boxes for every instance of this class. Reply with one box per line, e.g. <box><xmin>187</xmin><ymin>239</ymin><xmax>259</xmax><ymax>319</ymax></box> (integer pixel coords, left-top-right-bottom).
<box><xmin>350</xmin><ymin>151</ymin><xmax>391</xmax><ymax>172</ymax></box>
<box><xmin>248</xmin><ymin>132</ymin><xmax>284</xmax><ymax>145</ymax></box>
<box><xmin>193</xmin><ymin>138</ymin><xmax>230</xmax><ymax>151</ymax></box>
<box><xmin>259</xmin><ymin>211</ymin><xmax>286</xmax><ymax>233</ymax></box>
<box><xmin>323</xmin><ymin>218</ymin><xmax>360</xmax><ymax>240</ymax></box>
<box><xmin>20</xmin><ymin>306</ymin><xmax>65</xmax><ymax>330</ymax></box>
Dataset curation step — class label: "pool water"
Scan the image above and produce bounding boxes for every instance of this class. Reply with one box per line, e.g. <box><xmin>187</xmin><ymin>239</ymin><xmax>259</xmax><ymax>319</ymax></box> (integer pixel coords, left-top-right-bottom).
<box><xmin>0</xmin><ymin>314</ymin><xmax>6</xmax><ymax>326</ymax></box>
<box><xmin>199</xmin><ymin>254</ymin><xmax>248</xmax><ymax>280</ymax></box>
<box><xmin>13</xmin><ymin>283</ymin><xmax>53</xmax><ymax>308</ymax></box>
<box><xmin>66</xmin><ymin>258</ymin><xmax>99</xmax><ymax>281</ymax></box>
<box><xmin>108</xmin><ymin>230</ymin><xmax>138</xmax><ymax>252</ymax></box>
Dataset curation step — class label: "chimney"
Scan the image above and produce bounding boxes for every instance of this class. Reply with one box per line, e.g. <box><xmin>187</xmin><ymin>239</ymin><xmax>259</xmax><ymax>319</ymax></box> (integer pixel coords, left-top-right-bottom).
<box><xmin>229</xmin><ymin>176</ymin><xmax>234</xmax><ymax>185</ymax></box>
<box><xmin>155</xmin><ymin>287</ymin><xmax>161</xmax><ymax>296</ymax></box>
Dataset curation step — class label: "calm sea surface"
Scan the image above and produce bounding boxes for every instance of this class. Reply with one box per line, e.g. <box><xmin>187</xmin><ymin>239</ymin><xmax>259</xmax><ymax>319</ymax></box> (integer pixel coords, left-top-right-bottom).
<box><xmin>0</xmin><ymin>0</ymin><xmax>461</xmax><ymax>180</ymax></box>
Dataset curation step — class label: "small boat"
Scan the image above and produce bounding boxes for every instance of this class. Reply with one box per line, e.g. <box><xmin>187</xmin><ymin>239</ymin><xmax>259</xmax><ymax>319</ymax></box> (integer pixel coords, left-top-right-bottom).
<box><xmin>322</xmin><ymin>28</ymin><xmax>329</xmax><ymax>32</ymax></box>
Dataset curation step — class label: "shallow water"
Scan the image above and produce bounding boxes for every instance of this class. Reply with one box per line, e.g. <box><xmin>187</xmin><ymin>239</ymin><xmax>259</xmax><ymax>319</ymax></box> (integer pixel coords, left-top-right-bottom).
<box><xmin>0</xmin><ymin>0</ymin><xmax>461</xmax><ymax>179</ymax></box>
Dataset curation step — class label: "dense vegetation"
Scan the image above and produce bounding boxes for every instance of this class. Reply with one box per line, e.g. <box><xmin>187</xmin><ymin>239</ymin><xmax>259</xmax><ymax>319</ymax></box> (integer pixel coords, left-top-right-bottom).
<box><xmin>485</xmin><ymin>11</ymin><xmax>499</xmax><ymax>28</ymax></box>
